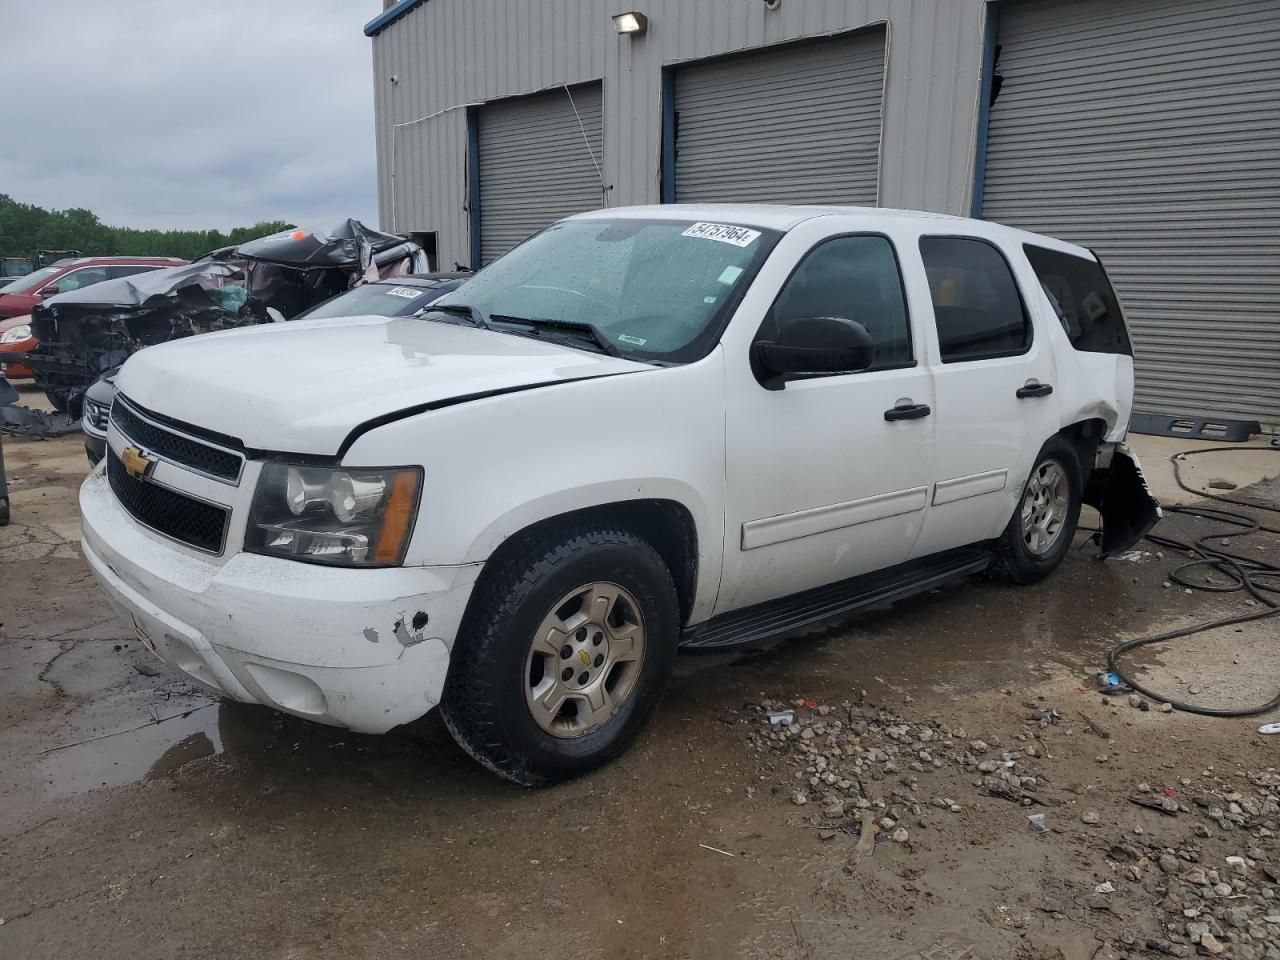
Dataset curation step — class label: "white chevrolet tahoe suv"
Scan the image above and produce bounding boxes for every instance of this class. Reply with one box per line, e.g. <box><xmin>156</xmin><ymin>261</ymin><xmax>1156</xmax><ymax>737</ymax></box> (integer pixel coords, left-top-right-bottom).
<box><xmin>80</xmin><ymin>205</ymin><xmax>1158</xmax><ymax>784</ymax></box>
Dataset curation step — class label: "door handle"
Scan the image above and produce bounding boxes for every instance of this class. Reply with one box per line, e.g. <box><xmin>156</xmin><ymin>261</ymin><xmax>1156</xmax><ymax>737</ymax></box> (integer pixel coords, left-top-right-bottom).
<box><xmin>884</xmin><ymin>401</ymin><xmax>931</xmax><ymax>422</ymax></box>
<box><xmin>1016</xmin><ymin>382</ymin><xmax>1054</xmax><ymax>399</ymax></box>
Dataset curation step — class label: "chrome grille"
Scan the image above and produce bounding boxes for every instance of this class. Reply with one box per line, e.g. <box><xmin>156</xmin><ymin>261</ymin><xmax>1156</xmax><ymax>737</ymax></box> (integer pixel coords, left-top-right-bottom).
<box><xmin>112</xmin><ymin>397</ymin><xmax>243</xmax><ymax>484</ymax></box>
<box><xmin>107</xmin><ymin>450</ymin><xmax>229</xmax><ymax>554</ymax></box>
<box><xmin>82</xmin><ymin>397</ymin><xmax>110</xmax><ymax>433</ymax></box>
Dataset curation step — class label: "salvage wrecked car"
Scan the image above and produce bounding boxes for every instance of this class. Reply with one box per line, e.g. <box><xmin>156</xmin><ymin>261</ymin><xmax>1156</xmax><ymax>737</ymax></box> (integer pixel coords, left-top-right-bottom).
<box><xmin>79</xmin><ymin>272</ymin><xmax>467</xmax><ymax>465</ymax></box>
<box><xmin>27</xmin><ymin>220</ymin><xmax>427</xmax><ymax>417</ymax></box>
<box><xmin>79</xmin><ymin>205</ymin><xmax>1160</xmax><ymax>785</ymax></box>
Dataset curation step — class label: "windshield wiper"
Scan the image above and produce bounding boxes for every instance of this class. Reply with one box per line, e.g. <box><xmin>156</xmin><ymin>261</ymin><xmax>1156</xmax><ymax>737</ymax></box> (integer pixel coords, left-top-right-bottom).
<box><xmin>422</xmin><ymin>302</ymin><xmax>492</xmax><ymax>329</ymax></box>
<box><xmin>489</xmin><ymin>314</ymin><xmax>622</xmax><ymax>358</ymax></box>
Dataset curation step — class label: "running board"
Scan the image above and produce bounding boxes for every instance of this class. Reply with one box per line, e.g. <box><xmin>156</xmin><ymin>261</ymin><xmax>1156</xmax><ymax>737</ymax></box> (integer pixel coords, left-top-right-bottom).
<box><xmin>679</xmin><ymin>546</ymin><xmax>992</xmax><ymax>652</ymax></box>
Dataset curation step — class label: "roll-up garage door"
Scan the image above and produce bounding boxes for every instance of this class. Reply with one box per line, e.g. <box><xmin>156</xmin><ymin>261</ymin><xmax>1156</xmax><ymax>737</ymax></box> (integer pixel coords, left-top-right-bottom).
<box><xmin>476</xmin><ymin>83</ymin><xmax>604</xmax><ymax>264</ymax></box>
<box><xmin>982</xmin><ymin>0</ymin><xmax>1280</xmax><ymax>425</ymax></box>
<box><xmin>672</xmin><ymin>29</ymin><xmax>886</xmax><ymax>205</ymax></box>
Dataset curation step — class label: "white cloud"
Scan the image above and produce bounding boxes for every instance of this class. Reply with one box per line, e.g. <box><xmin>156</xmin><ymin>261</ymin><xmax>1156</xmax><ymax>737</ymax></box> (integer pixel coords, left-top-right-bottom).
<box><xmin>0</xmin><ymin>0</ymin><xmax>383</xmax><ymax>231</ymax></box>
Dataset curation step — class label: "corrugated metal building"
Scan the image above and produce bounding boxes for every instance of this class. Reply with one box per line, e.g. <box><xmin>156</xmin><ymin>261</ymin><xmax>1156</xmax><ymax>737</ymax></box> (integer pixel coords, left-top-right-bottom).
<box><xmin>367</xmin><ymin>0</ymin><xmax>1279</xmax><ymax>427</ymax></box>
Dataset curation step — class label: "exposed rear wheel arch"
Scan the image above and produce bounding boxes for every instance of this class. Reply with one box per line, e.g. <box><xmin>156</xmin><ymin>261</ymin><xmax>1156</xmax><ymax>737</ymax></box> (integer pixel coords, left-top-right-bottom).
<box><xmin>1058</xmin><ymin>417</ymin><xmax>1107</xmax><ymax>471</ymax></box>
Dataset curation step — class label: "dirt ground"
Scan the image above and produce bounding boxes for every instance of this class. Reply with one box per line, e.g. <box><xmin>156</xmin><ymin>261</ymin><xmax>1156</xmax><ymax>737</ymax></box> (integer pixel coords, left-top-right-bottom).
<box><xmin>2</xmin><ymin>397</ymin><xmax>1278</xmax><ymax>960</ymax></box>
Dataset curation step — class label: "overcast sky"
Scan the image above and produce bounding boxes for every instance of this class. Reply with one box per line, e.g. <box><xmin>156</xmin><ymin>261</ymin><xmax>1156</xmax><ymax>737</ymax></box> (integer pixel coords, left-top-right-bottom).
<box><xmin>0</xmin><ymin>0</ymin><xmax>383</xmax><ymax>232</ymax></box>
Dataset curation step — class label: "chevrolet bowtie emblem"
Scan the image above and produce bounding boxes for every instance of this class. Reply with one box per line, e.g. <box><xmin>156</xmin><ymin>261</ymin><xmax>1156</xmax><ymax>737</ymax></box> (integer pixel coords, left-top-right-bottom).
<box><xmin>120</xmin><ymin>445</ymin><xmax>155</xmax><ymax>479</ymax></box>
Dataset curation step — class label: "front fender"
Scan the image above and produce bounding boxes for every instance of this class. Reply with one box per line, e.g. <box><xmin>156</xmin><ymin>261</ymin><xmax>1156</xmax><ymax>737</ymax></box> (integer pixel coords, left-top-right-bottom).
<box><xmin>342</xmin><ymin>356</ymin><xmax>728</xmax><ymax>622</ymax></box>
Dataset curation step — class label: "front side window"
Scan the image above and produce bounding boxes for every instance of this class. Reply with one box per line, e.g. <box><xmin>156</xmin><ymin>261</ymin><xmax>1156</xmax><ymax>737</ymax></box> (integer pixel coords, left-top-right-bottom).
<box><xmin>433</xmin><ymin>218</ymin><xmax>779</xmax><ymax>362</ymax></box>
<box><xmin>54</xmin><ymin>266</ymin><xmax>110</xmax><ymax>292</ymax></box>
<box><xmin>760</xmin><ymin>235</ymin><xmax>913</xmax><ymax>371</ymax></box>
<box><xmin>1023</xmin><ymin>244</ymin><xmax>1132</xmax><ymax>356</ymax></box>
<box><xmin>920</xmin><ymin>237</ymin><xmax>1030</xmax><ymax>362</ymax></box>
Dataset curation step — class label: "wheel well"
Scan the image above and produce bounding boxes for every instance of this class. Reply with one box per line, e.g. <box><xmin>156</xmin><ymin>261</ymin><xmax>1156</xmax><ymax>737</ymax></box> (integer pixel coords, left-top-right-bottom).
<box><xmin>1058</xmin><ymin>418</ymin><xmax>1107</xmax><ymax>472</ymax></box>
<box><xmin>483</xmin><ymin>500</ymin><xmax>699</xmax><ymax>624</ymax></box>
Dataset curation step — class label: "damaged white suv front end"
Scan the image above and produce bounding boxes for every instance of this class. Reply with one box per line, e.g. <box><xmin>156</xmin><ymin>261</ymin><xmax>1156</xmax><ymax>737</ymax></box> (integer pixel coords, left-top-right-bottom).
<box><xmin>78</xmin><ymin>312</ymin><xmax>649</xmax><ymax>734</ymax></box>
<box><xmin>80</xmin><ymin>398</ymin><xmax>472</xmax><ymax>732</ymax></box>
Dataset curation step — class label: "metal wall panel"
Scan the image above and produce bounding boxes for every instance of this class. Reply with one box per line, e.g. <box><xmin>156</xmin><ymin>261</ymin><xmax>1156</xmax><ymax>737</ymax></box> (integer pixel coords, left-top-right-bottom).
<box><xmin>370</xmin><ymin>0</ymin><xmax>987</xmax><ymax>269</ymax></box>
<box><xmin>672</xmin><ymin>30</ymin><xmax>885</xmax><ymax>205</ymax></box>
<box><xmin>982</xmin><ymin>0</ymin><xmax>1280</xmax><ymax>425</ymax></box>
<box><xmin>477</xmin><ymin>84</ymin><xmax>605</xmax><ymax>264</ymax></box>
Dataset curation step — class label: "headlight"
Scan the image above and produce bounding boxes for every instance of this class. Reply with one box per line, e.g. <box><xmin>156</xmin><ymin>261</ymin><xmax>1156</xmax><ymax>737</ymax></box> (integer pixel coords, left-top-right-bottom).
<box><xmin>0</xmin><ymin>323</ymin><xmax>31</xmax><ymax>344</ymax></box>
<box><xmin>246</xmin><ymin>463</ymin><xmax>422</xmax><ymax>567</ymax></box>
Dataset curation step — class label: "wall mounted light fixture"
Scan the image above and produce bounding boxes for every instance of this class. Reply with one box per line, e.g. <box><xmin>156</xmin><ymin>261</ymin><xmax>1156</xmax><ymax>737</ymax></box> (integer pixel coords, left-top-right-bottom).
<box><xmin>612</xmin><ymin>11</ymin><xmax>648</xmax><ymax>35</ymax></box>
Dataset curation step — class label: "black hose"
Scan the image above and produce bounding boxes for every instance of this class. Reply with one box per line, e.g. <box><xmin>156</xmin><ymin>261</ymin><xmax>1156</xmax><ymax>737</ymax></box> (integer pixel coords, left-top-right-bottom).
<box><xmin>1106</xmin><ymin>445</ymin><xmax>1280</xmax><ymax>717</ymax></box>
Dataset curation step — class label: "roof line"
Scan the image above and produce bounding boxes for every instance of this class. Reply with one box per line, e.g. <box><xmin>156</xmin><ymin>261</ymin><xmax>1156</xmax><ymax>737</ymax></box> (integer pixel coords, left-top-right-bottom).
<box><xmin>363</xmin><ymin>0</ymin><xmax>428</xmax><ymax>37</ymax></box>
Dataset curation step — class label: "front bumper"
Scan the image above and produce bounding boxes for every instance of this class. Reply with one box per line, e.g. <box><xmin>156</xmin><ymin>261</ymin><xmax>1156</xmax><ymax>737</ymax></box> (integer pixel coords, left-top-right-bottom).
<box><xmin>80</xmin><ymin>467</ymin><xmax>481</xmax><ymax>733</ymax></box>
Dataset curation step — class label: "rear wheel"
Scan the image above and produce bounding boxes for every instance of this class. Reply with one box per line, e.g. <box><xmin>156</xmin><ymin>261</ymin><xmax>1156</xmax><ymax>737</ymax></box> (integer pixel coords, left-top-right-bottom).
<box><xmin>440</xmin><ymin>524</ymin><xmax>679</xmax><ymax>785</ymax></box>
<box><xmin>992</xmin><ymin>436</ymin><xmax>1083</xmax><ymax>585</ymax></box>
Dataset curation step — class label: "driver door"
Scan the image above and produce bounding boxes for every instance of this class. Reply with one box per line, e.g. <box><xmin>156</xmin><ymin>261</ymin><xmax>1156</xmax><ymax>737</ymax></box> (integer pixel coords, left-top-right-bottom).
<box><xmin>718</xmin><ymin>233</ymin><xmax>936</xmax><ymax>614</ymax></box>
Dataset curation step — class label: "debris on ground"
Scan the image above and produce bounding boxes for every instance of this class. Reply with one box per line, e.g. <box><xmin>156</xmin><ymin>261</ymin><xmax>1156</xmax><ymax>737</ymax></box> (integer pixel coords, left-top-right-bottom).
<box><xmin>744</xmin><ymin>694</ymin><xmax>1280</xmax><ymax>959</ymax></box>
<box><xmin>0</xmin><ymin>404</ymin><xmax>79</xmax><ymax>438</ymax></box>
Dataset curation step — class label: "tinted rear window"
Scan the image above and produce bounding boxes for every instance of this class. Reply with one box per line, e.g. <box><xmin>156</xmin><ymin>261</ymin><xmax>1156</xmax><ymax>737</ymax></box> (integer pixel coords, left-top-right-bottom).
<box><xmin>919</xmin><ymin>237</ymin><xmax>1031</xmax><ymax>362</ymax></box>
<box><xmin>1023</xmin><ymin>245</ymin><xmax>1132</xmax><ymax>356</ymax></box>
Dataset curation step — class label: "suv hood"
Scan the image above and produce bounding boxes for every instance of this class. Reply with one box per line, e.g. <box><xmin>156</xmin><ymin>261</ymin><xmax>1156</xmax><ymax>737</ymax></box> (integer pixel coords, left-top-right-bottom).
<box><xmin>115</xmin><ymin>315</ymin><xmax>652</xmax><ymax>455</ymax></box>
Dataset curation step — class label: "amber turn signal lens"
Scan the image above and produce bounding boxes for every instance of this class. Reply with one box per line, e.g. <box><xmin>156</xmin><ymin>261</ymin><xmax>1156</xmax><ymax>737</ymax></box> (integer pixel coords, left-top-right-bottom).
<box><xmin>374</xmin><ymin>470</ymin><xmax>420</xmax><ymax>564</ymax></box>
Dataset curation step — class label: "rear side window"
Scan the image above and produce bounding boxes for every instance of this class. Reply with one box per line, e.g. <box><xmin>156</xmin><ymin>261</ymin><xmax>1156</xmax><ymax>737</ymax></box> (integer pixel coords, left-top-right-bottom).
<box><xmin>110</xmin><ymin>265</ymin><xmax>162</xmax><ymax>280</ymax></box>
<box><xmin>1023</xmin><ymin>245</ymin><xmax>1132</xmax><ymax>356</ymax></box>
<box><xmin>919</xmin><ymin>237</ymin><xmax>1031</xmax><ymax>362</ymax></box>
<box><xmin>765</xmin><ymin>235</ymin><xmax>913</xmax><ymax>370</ymax></box>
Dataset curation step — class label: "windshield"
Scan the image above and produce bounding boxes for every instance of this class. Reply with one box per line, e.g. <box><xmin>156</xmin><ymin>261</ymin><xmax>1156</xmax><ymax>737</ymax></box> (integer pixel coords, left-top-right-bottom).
<box><xmin>2</xmin><ymin>266</ymin><xmax>61</xmax><ymax>294</ymax></box>
<box><xmin>1</xmin><ymin>261</ymin><xmax>31</xmax><ymax>278</ymax></box>
<box><xmin>293</xmin><ymin>282</ymin><xmax>450</xmax><ymax>321</ymax></box>
<box><xmin>434</xmin><ymin>218</ymin><xmax>779</xmax><ymax>362</ymax></box>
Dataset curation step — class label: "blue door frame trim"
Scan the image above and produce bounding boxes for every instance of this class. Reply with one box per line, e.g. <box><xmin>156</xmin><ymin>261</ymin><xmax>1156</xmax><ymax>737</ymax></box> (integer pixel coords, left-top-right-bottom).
<box><xmin>466</xmin><ymin>106</ymin><xmax>482</xmax><ymax>269</ymax></box>
<box><xmin>970</xmin><ymin>1</ymin><xmax>1000</xmax><ymax>219</ymax></box>
<box><xmin>660</xmin><ymin>67</ymin><xmax>676</xmax><ymax>204</ymax></box>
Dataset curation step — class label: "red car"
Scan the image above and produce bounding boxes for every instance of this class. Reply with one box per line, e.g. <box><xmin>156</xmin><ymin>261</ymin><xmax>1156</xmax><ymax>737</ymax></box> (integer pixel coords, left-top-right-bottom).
<box><xmin>0</xmin><ymin>256</ymin><xmax>186</xmax><ymax>378</ymax></box>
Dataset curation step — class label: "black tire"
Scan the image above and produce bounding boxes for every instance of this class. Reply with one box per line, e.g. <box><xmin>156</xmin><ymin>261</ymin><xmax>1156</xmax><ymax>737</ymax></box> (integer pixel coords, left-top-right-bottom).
<box><xmin>439</xmin><ymin>523</ymin><xmax>679</xmax><ymax>786</ymax></box>
<box><xmin>991</xmin><ymin>435</ymin><xmax>1083</xmax><ymax>585</ymax></box>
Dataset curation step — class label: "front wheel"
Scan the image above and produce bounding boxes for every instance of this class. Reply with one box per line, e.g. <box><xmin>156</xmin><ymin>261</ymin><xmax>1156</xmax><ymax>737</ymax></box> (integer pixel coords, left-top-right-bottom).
<box><xmin>992</xmin><ymin>436</ymin><xmax>1083</xmax><ymax>585</ymax></box>
<box><xmin>440</xmin><ymin>524</ymin><xmax>679</xmax><ymax>785</ymax></box>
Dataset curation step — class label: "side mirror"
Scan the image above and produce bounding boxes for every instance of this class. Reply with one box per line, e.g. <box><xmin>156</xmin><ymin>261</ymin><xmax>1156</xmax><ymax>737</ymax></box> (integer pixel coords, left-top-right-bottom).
<box><xmin>39</xmin><ymin>284</ymin><xmax>59</xmax><ymax>298</ymax></box>
<box><xmin>754</xmin><ymin>316</ymin><xmax>875</xmax><ymax>389</ymax></box>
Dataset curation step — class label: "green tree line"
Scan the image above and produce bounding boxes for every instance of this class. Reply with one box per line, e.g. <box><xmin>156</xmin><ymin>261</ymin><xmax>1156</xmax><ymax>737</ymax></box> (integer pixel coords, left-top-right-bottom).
<box><xmin>0</xmin><ymin>194</ymin><xmax>293</xmax><ymax>263</ymax></box>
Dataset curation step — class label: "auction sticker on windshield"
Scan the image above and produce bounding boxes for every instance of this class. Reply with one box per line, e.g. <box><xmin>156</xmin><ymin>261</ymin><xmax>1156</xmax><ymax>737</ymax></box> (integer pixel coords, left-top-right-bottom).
<box><xmin>681</xmin><ymin>222</ymin><xmax>761</xmax><ymax>247</ymax></box>
<box><xmin>386</xmin><ymin>287</ymin><xmax>425</xmax><ymax>300</ymax></box>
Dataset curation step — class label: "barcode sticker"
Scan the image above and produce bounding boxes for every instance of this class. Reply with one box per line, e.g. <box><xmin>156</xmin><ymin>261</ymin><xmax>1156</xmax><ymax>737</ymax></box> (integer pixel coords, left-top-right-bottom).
<box><xmin>681</xmin><ymin>222</ymin><xmax>761</xmax><ymax>247</ymax></box>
